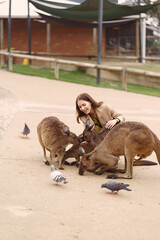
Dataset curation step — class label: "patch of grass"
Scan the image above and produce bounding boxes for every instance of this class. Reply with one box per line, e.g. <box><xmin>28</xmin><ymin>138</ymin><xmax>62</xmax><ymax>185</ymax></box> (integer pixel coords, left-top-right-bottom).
<box><xmin>4</xmin><ymin>64</ymin><xmax>160</xmax><ymax>97</ymax></box>
<box><xmin>122</xmin><ymin>63</ymin><xmax>160</xmax><ymax>73</ymax></box>
<box><xmin>100</xmin><ymin>60</ymin><xmax>160</xmax><ymax>73</ymax></box>
<box><xmin>12</xmin><ymin>64</ymin><xmax>55</xmax><ymax>79</ymax></box>
<box><xmin>127</xmin><ymin>83</ymin><xmax>160</xmax><ymax>97</ymax></box>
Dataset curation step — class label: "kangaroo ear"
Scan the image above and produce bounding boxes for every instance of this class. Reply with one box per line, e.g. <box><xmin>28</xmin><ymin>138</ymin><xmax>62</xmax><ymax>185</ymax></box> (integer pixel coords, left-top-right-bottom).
<box><xmin>63</xmin><ymin>125</ymin><xmax>70</xmax><ymax>135</ymax></box>
<box><xmin>78</xmin><ymin>134</ymin><xmax>84</xmax><ymax>143</ymax></box>
<box><xmin>86</xmin><ymin>151</ymin><xmax>93</xmax><ymax>160</ymax></box>
<box><xmin>79</xmin><ymin>146</ymin><xmax>85</xmax><ymax>155</ymax></box>
<box><xmin>86</xmin><ymin>152</ymin><xmax>92</xmax><ymax>160</ymax></box>
<box><xmin>88</xmin><ymin>124</ymin><xmax>95</xmax><ymax>131</ymax></box>
<box><xmin>85</xmin><ymin>119</ymin><xmax>90</xmax><ymax>127</ymax></box>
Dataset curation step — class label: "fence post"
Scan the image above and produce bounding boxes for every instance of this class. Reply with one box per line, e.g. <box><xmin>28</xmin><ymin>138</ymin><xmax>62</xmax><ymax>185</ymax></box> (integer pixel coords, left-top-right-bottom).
<box><xmin>55</xmin><ymin>61</ymin><xmax>59</xmax><ymax>79</ymax></box>
<box><xmin>8</xmin><ymin>55</ymin><xmax>13</xmax><ymax>71</ymax></box>
<box><xmin>0</xmin><ymin>54</ymin><xmax>3</xmax><ymax>68</ymax></box>
<box><xmin>121</xmin><ymin>68</ymin><xmax>127</xmax><ymax>91</ymax></box>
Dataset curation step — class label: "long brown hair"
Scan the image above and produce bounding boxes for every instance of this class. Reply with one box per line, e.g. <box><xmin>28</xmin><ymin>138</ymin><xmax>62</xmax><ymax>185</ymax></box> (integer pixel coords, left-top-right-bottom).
<box><xmin>76</xmin><ymin>93</ymin><xmax>103</xmax><ymax>123</ymax></box>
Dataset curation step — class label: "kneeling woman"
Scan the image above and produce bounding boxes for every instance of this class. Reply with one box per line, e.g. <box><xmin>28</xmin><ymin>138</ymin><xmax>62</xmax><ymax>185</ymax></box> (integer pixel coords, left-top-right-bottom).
<box><xmin>76</xmin><ymin>93</ymin><xmax>125</xmax><ymax>132</ymax></box>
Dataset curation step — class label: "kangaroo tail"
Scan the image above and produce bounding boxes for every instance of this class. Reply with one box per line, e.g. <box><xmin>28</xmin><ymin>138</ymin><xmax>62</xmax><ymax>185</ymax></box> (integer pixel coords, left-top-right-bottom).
<box><xmin>133</xmin><ymin>160</ymin><xmax>158</xmax><ymax>166</ymax></box>
<box><xmin>153</xmin><ymin>132</ymin><xmax>160</xmax><ymax>165</ymax></box>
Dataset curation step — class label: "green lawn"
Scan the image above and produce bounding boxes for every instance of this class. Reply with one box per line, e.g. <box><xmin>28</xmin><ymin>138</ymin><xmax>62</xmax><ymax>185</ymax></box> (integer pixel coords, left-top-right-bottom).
<box><xmin>3</xmin><ymin>64</ymin><xmax>160</xmax><ymax>97</ymax></box>
<box><xmin>100</xmin><ymin>61</ymin><xmax>160</xmax><ymax>73</ymax></box>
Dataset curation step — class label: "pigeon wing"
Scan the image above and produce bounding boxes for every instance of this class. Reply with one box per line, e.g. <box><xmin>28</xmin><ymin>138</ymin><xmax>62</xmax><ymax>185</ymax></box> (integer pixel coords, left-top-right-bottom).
<box><xmin>107</xmin><ymin>181</ymin><xmax>120</xmax><ymax>191</ymax></box>
<box><xmin>50</xmin><ymin>170</ymin><xmax>67</xmax><ymax>183</ymax></box>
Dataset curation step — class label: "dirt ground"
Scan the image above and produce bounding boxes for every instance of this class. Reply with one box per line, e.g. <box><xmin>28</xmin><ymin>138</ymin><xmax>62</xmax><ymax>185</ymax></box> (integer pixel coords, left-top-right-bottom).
<box><xmin>0</xmin><ymin>69</ymin><xmax>160</xmax><ymax>240</ymax></box>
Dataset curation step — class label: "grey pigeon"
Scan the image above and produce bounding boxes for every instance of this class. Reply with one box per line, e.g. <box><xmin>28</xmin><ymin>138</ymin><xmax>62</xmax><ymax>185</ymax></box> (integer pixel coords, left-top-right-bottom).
<box><xmin>21</xmin><ymin>123</ymin><xmax>30</xmax><ymax>137</ymax></box>
<box><xmin>101</xmin><ymin>180</ymin><xmax>132</xmax><ymax>194</ymax></box>
<box><xmin>50</xmin><ymin>165</ymin><xmax>68</xmax><ymax>184</ymax></box>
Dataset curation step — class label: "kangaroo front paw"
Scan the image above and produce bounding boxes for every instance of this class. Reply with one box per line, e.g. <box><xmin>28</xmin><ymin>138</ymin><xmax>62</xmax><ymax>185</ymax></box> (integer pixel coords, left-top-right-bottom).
<box><xmin>106</xmin><ymin>168</ymin><xmax>116</xmax><ymax>173</ymax></box>
<box><xmin>87</xmin><ymin>169</ymin><xmax>94</xmax><ymax>173</ymax></box>
<box><xmin>64</xmin><ymin>161</ymin><xmax>70</xmax><ymax>165</ymax></box>
<box><xmin>94</xmin><ymin>171</ymin><xmax>103</xmax><ymax>175</ymax></box>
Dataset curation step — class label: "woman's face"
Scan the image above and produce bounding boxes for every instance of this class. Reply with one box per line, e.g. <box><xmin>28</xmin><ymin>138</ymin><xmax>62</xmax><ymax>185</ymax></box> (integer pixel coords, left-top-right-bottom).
<box><xmin>77</xmin><ymin>100</ymin><xmax>92</xmax><ymax>115</ymax></box>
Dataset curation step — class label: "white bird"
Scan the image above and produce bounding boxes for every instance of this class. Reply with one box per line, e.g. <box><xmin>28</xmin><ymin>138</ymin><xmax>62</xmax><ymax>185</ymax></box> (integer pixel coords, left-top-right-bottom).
<box><xmin>50</xmin><ymin>165</ymin><xmax>68</xmax><ymax>184</ymax></box>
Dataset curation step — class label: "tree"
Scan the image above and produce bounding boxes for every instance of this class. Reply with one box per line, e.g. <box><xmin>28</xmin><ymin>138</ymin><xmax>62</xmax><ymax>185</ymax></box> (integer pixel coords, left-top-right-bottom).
<box><xmin>139</xmin><ymin>0</ymin><xmax>160</xmax><ymax>25</ymax></box>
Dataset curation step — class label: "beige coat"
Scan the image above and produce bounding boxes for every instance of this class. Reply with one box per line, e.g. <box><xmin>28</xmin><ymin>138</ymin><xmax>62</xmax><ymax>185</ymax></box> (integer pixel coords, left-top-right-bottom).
<box><xmin>80</xmin><ymin>103</ymin><xmax>125</xmax><ymax>127</ymax></box>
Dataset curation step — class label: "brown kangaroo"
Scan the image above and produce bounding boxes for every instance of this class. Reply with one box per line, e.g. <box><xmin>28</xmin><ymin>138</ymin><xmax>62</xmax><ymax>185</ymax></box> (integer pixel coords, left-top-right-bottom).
<box><xmin>79</xmin><ymin>121</ymin><xmax>160</xmax><ymax>179</ymax></box>
<box><xmin>37</xmin><ymin>116</ymin><xmax>79</xmax><ymax>169</ymax></box>
<box><xmin>62</xmin><ymin>119</ymin><xmax>157</xmax><ymax>168</ymax></box>
<box><xmin>83</xmin><ymin>119</ymin><xmax>157</xmax><ymax>168</ymax></box>
<box><xmin>62</xmin><ymin>138</ymin><xmax>94</xmax><ymax>167</ymax></box>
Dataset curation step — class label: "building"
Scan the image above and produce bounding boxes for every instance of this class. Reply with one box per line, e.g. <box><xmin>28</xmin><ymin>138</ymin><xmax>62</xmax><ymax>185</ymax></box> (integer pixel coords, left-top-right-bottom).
<box><xmin>0</xmin><ymin>0</ymin><xmax>159</xmax><ymax>63</ymax></box>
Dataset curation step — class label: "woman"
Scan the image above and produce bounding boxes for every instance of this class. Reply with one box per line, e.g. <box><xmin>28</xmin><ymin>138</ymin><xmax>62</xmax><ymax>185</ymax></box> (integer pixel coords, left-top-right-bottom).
<box><xmin>76</xmin><ymin>93</ymin><xmax>125</xmax><ymax>131</ymax></box>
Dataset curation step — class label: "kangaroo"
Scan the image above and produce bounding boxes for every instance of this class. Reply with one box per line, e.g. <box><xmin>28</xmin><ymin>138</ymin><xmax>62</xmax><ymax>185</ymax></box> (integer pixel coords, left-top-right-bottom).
<box><xmin>62</xmin><ymin>139</ymin><xmax>94</xmax><ymax>167</ymax></box>
<box><xmin>79</xmin><ymin>121</ymin><xmax>160</xmax><ymax>179</ymax></box>
<box><xmin>82</xmin><ymin>119</ymin><xmax>157</xmax><ymax>169</ymax></box>
<box><xmin>62</xmin><ymin>119</ymin><xmax>157</xmax><ymax>168</ymax></box>
<box><xmin>37</xmin><ymin>116</ymin><xmax>79</xmax><ymax>169</ymax></box>
<box><xmin>61</xmin><ymin>122</ymin><xmax>108</xmax><ymax>166</ymax></box>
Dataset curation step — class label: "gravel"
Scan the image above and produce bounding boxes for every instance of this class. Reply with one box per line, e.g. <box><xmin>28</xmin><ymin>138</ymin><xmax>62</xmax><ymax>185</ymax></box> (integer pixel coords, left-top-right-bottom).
<box><xmin>0</xmin><ymin>87</ymin><xmax>17</xmax><ymax>140</ymax></box>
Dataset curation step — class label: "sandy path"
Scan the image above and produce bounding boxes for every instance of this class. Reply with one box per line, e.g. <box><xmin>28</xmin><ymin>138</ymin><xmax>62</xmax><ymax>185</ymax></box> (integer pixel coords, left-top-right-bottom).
<box><xmin>0</xmin><ymin>69</ymin><xmax>160</xmax><ymax>240</ymax></box>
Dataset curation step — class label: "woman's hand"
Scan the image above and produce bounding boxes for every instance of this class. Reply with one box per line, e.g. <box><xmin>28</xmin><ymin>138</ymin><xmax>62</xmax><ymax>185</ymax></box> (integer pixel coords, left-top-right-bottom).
<box><xmin>80</xmin><ymin>141</ymin><xmax>88</xmax><ymax>147</ymax></box>
<box><xmin>105</xmin><ymin>119</ymin><xmax>118</xmax><ymax>129</ymax></box>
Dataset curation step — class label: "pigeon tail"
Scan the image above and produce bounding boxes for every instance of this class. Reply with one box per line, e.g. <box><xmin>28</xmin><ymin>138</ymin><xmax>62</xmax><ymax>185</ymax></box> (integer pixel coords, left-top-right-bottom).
<box><xmin>62</xmin><ymin>179</ymin><xmax>68</xmax><ymax>184</ymax></box>
<box><xmin>124</xmin><ymin>187</ymin><xmax>132</xmax><ymax>191</ymax></box>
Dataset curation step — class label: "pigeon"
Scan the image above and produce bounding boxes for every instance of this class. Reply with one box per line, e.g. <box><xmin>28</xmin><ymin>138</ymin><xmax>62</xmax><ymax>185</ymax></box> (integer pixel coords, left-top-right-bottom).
<box><xmin>21</xmin><ymin>123</ymin><xmax>30</xmax><ymax>137</ymax></box>
<box><xmin>101</xmin><ymin>180</ymin><xmax>132</xmax><ymax>194</ymax></box>
<box><xmin>50</xmin><ymin>165</ymin><xmax>68</xmax><ymax>184</ymax></box>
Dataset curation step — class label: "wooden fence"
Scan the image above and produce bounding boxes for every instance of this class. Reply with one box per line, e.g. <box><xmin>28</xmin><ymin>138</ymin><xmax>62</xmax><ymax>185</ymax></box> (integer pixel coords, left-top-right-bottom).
<box><xmin>0</xmin><ymin>51</ymin><xmax>160</xmax><ymax>90</ymax></box>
